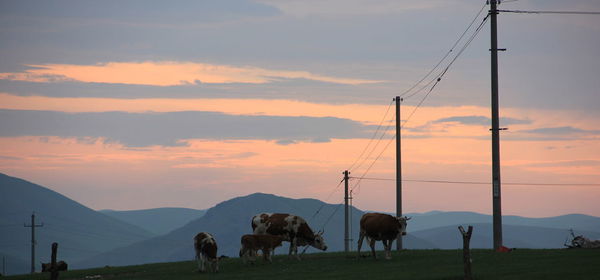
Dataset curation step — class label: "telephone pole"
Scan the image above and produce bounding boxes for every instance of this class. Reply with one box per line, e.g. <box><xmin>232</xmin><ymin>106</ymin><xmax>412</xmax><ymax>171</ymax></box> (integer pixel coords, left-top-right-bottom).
<box><xmin>24</xmin><ymin>212</ymin><xmax>43</xmax><ymax>274</ymax></box>
<box><xmin>489</xmin><ymin>0</ymin><xmax>503</xmax><ymax>250</ymax></box>
<box><xmin>395</xmin><ymin>96</ymin><xmax>403</xmax><ymax>250</ymax></box>
<box><xmin>343</xmin><ymin>170</ymin><xmax>350</xmax><ymax>252</ymax></box>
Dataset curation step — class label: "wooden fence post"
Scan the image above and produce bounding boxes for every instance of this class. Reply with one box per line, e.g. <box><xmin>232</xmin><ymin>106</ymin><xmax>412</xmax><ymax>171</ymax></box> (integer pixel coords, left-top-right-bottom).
<box><xmin>458</xmin><ymin>226</ymin><xmax>473</xmax><ymax>280</ymax></box>
<box><xmin>50</xmin><ymin>242</ymin><xmax>58</xmax><ymax>280</ymax></box>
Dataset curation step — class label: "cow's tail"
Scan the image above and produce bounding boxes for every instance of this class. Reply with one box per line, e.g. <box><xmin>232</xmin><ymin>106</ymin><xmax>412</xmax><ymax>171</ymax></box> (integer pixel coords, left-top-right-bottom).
<box><xmin>251</xmin><ymin>215</ymin><xmax>257</xmax><ymax>232</ymax></box>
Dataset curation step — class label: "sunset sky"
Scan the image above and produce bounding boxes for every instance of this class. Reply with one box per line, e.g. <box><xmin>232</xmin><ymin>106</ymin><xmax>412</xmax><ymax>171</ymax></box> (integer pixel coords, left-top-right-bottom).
<box><xmin>1</xmin><ymin>0</ymin><xmax>599</xmax><ymax>217</ymax></box>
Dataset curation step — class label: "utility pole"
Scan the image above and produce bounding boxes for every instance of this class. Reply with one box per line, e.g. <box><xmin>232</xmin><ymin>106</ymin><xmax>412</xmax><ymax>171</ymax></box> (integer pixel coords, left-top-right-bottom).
<box><xmin>24</xmin><ymin>212</ymin><xmax>43</xmax><ymax>274</ymax></box>
<box><xmin>343</xmin><ymin>170</ymin><xmax>350</xmax><ymax>253</ymax></box>
<box><xmin>489</xmin><ymin>0</ymin><xmax>503</xmax><ymax>250</ymax></box>
<box><xmin>394</xmin><ymin>96</ymin><xmax>403</xmax><ymax>251</ymax></box>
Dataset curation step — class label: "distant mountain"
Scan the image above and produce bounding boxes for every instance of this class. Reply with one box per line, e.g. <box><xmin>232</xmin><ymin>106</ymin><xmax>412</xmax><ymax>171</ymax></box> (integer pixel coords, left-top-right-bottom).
<box><xmin>406</xmin><ymin>211</ymin><xmax>600</xmax><ymax>233</ymax></box>
<box><xmin>0</xmin><ymin>173</ymin><xmax>154</xmax><ymax>275</ymax></box>
<box><xmin>411</xmin><ymin>223</ymin><xmax>600</xmax><ymax>249</ymax></box>
<box><xmin>4</xmin><ymin>172</ymin><xmax>599</xmax><ymax>273</ymax></box>
<box><xmin>100</xmin><ymin>208</ymin><xmax>206</xmax><ymax>236</ymax></box>
<box><xmin>76</xmin><ymin>193</ymin><xmax>435</xmax><ymax>268</ymax></box>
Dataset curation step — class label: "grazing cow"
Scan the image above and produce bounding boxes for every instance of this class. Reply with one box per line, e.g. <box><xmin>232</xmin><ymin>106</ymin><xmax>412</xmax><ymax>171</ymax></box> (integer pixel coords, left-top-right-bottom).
<box><xmin>41</xmin><ymin>260</ymin><xmax>68</xmax><ymax>272</ymax></box>
<box><xmin>357</xmin><ymin>213</ymin><xmax>411</xmax><ymax>260</ymax></box>
<box><xmin>193</xmin><ymin>232</ymin><xmax>219</xmax><ymax>272</ymax></box>
<box><xmin>252</xmin><ymin>213</ymin><xmax>327</xmax><ymax>259</ymax></box>
<box><xmin>239</xmin><ymin>234</ymin><xmax>284</xmax><ymax>263</ymax></box>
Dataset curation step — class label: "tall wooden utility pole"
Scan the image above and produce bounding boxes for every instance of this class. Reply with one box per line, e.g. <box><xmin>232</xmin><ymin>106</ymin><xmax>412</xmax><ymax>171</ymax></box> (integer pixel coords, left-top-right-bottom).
<box><xmin>394</xmin><ymin>96</ymin><xmax>403</xmax><ymax>251</ymax></box>
<box><xmin>24</xmin><ymin>212</ymin><xmax>43</xmax><ymax>274</ymax></box>
<box><xmin>343</xmin><ymin>170</ymin><xmax>350</xmax><ymax>252</ymax></box>
<box><xmin>489</xmin><ymin>0</ymin><xmax>503</xmax><ymax>250</ymax></box>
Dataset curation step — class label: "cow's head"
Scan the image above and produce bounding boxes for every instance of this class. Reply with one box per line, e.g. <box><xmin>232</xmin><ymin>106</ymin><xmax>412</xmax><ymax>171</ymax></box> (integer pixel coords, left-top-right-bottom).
<box><xmin>311</xmin><ymin>230</ymin><xmax>328</xmax><ymax>251</ymax></box>
<box><xmin>396</xmin><ymin>216</ymin><xmax>411</xmax><ymax>236</ymax></box>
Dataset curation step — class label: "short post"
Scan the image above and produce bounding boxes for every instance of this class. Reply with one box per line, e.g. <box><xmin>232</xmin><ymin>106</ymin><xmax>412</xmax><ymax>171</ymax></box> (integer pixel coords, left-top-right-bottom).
<box><xmin>50</xmin><ymin>242</ymin><xmax>59</xmax><ymax>280</ymax></box>
<box><xmin>458</xmin><ymin>226</ymin><xmax>473</xmax><ymax>280</ymax></box>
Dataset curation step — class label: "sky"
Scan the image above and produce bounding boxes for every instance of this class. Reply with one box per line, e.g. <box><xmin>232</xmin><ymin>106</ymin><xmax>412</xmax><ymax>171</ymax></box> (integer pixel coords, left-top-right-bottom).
<box><xmin>1</xmin><ymin>0</ymin><xmax>599</xmax><ymax>218</ymax></box>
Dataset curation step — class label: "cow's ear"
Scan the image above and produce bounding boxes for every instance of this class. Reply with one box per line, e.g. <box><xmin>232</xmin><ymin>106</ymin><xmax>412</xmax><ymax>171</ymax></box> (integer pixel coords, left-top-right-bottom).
<box><xmin>405</xmin><ymin>216</ymin><xmax>412</xmax><ymax>221</ymax></box>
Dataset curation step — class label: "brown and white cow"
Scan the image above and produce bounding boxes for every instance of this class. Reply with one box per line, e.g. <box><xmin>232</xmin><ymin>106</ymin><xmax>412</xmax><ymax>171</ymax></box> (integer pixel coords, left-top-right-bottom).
<box><xmin>41</xmin><ymin>261</ymin><xmax>68</xmax><ymax>272</ymax></box>
<box><xmin>252</xmin><ymin>213</ymin><xmax>327</xmax><ymax>259</ymax></box>
<box><xmin>193</xmin><ymin>232</ymin><xmax>219</xmax><ymax>272</ymax></box>
<box><xmin>357</xmin><ymin>213</ymin><xmax>410</xmax><ymax>260</ymax></box>
<box><xmin>239</xmin><ymin>234</ymin><xmax>284</xmax><ymax>264</ymax></box>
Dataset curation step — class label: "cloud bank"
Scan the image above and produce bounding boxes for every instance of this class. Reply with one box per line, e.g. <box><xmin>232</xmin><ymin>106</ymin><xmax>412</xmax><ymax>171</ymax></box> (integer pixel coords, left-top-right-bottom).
<box><xmin>0</xmin><ymin>62</ymin><xmax>382</xmax><ymax>86</ymax></box>
<box><xmin>0</xmin><ymin>109</ymin><xmax>374</xmax><ymax>147</ymax></box>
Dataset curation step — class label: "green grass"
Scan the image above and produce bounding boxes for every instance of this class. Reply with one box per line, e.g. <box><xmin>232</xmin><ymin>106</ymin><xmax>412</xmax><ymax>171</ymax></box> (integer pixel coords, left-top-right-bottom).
<box><xmin>7</xmin><ymin>249</ymin><xmax>600</xmax><ymax>280</ymax></box>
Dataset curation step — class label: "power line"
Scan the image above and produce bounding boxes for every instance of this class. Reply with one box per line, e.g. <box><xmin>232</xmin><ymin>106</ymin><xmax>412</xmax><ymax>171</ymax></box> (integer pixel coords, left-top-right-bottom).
<box><xmin>403</xmin><ymin>6</ymin><xmax>490</xmax><ymax>101</ymax></box>
<box><xmin>347</xmin><ymin>100</ymin><xmax>394</xmax><ymax>172</ymax></box>
<box><xmin>399</xmin><ymin>1</ymin><xmax>489</xmax><ymax>99</ymax></box>
<box><xmin>310</xmin><ymin>178</ymin><xmax>345</xmax><ymax>221</ymax></box>
<box><xmin>319</xmin><ymin>200</ymin><xmax>344</xmax><ymax>232</ymax></box>
<box><xmin>348</xmin><ymin>3</ymin><xmax>491</xmax><ymax>194</ymax></box>
<box><xmin>349</xmin><ymin>176</ymin><xmax>600</xmax><ymax>186</ymax></box>
<box><xmin>498</xmin><ymin>10</ymin><xmax>600</xmax><ymax>15</ymax></box>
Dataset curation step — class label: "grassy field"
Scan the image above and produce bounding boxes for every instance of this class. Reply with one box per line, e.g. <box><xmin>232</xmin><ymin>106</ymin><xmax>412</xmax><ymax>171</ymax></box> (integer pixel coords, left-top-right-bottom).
<box><xmin>6</xmin><ymin>249</ymin><xmax>600</xmax><ymax>280</ymax></box>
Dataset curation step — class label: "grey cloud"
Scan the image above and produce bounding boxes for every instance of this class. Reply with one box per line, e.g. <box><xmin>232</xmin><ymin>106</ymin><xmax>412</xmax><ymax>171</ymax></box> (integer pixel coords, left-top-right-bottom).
<box><xmin>407</xmin><ymin>115</ymin><xmax>530</xmax><ymax>134</ymax></box>
<box><xmin>0</xmin><ymin>0</ymin><xmax>281</xmax><ymax>24</ymax></box>
<box><xmin>522</xmin><ymin>160</ymin><xmax>600</xmax><ymax>168</ymax></box>
<box><xmin>0</xmin><ymin>109</ymin><xmax>372</xmax><ymax>147</ymax></box>
<box><xmin>1</xmin><ymin>0</ymin><xmax>599</xmax><ymax>112</ymax></box>
<box><xmin>0</xmin><ymin>155</ymin><xmax>21</xmax><ymax>160</ymax></box>
<box><xmin>520</xmin><ymin>126</ymin><xmax>600</xmax><ymax>135</ymax></box>
<box><xmin>0</xmin><ymin>79</ymin><xmax>391</xmax><ymax>105</ymax></box>
<box><xmin>433</xmin><ymin>116</ymin><xmax>531</xmax><ymax>126</ymax></box>
<box><xmin>275</xmin><ymin>139</ymin><xmax>297</xmax><ymax>145</ymax></box>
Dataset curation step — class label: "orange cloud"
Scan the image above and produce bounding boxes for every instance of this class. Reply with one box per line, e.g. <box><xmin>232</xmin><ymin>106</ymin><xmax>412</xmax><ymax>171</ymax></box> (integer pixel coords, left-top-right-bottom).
<box><xmin>0</xmin><ymin>61</ymin><xmax>382</xmax><ymax>86</ymax></box>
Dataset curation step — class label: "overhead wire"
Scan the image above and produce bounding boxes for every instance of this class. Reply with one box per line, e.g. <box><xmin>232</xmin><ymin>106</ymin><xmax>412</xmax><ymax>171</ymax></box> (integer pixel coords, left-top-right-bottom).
<box><xmin>316</xmin><ymin>1</ymin><xmax>492</xmax><ymax>222</ymax></box>
<box><xmin>349</xmin><ymin>7</ymin><xmax>491</xmax><ymax>194</ymax></box>
<box><xmin>310</xmin><ymin>178</ymin><xmax>345</xmax><ymax>221</ymax></box>
<box><xmin>350</xmin><ymin>176</ymin><xmax>600</xmax><ymax>186</ymax></box>
<box><xmin>346</xmin><ymin>100</ymin><xmax>394</xmax><ymax>172</ymax></box>
<box><xmin>497</xmin><ymin>10</ymin><xmax>600</xmax><ymax>15</ymax></box>
<box><xmin>399</xmin><ymin>1</ymin><xmax>489</xmax><ymax>99</ymax></box>
<box><xmin>346</xmin><ymin>1</ymin><xmax>490</xmax><ymax>182</ymax></box>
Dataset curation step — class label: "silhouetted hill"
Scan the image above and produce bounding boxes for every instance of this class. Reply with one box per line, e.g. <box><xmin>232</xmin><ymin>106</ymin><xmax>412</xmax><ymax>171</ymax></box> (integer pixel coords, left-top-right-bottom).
<box><xmin>76</xmin><ymin>193</ymin><xmax>434</xmax><ymax>268</ymax></box>
<box><xmin>0</xmin><ymin>173</ymin><xmax>153</xmax><ymax>275</ymax></box>
<box><xmin>100</xmin><ymin>208</ymin><xmax>206</xmax><ymax>235</ymax></box>
<box><xmin>411</xmin><ymin>223</ymin><xmax>600</xmax><ymax>249</ymax></box>
<box><xmin>406</xmin><ymin>211</ymin><xmax>600</xmax><ymax>233</ymax></box>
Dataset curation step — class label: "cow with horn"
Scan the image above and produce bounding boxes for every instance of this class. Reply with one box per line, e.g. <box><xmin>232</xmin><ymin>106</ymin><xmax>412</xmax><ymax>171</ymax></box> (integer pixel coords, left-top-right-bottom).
<box><xmin>357</xmin><ymin>212</ymin><xmax>411</xmax><ymax>260</ymax></box>
<box><xmin>252</xmin><ymin>213</ymin><xmax>328</xmax><ymax>259</ymax></box>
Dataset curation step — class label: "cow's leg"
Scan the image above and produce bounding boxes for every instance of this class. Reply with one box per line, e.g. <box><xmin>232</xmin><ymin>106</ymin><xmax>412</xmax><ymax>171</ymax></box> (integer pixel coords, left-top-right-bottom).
<box><xmin>240</xmin><ymin>247</ymin><xmax>248</xmax><ymax>264</ymax></box>
<box><xmin>357</xmin><ymin>231</ymin><xmax>365</xmax><ymax>258</ymax></box>
<box><xmin>291</xmin><ymin>238</ymin><xmax>301</xmax><ymax>260</ymax></box>
<box><xmin>383</xmin><ymin>240</ymin><xmax>391</xmax><ymax>260</ymax></box>
<box><xmin>213</xmin><ymin>259</ymin><xmax>219</xmax><ymax>273</ymax></box>
<box><xmin>198</xmin><ymin>253</ymin><xmax>206</xmax><ymax>272</ymax></box>
<box><xmin>288</xmin><ymin>240</ymin><xmax>294</xmax><ymax>257</ymax></box>
<box><xmin>264</xmin><ymin>248</ymin><xmax>272</xmax><ymax>263</ymax></box>
<box><xmin>250</xmin><ymin>249</ymin><xmax>257</xmax><ymax>264</ymax></box>
<box><xmin>195</xmin><ymin>252</ymin><xmax>202</xmax><ymax>272</ymax></box>
<box><xmin>369</xmin><ymin>237</ymin><xmax>377</xmax><ymax>259</ymax></box>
